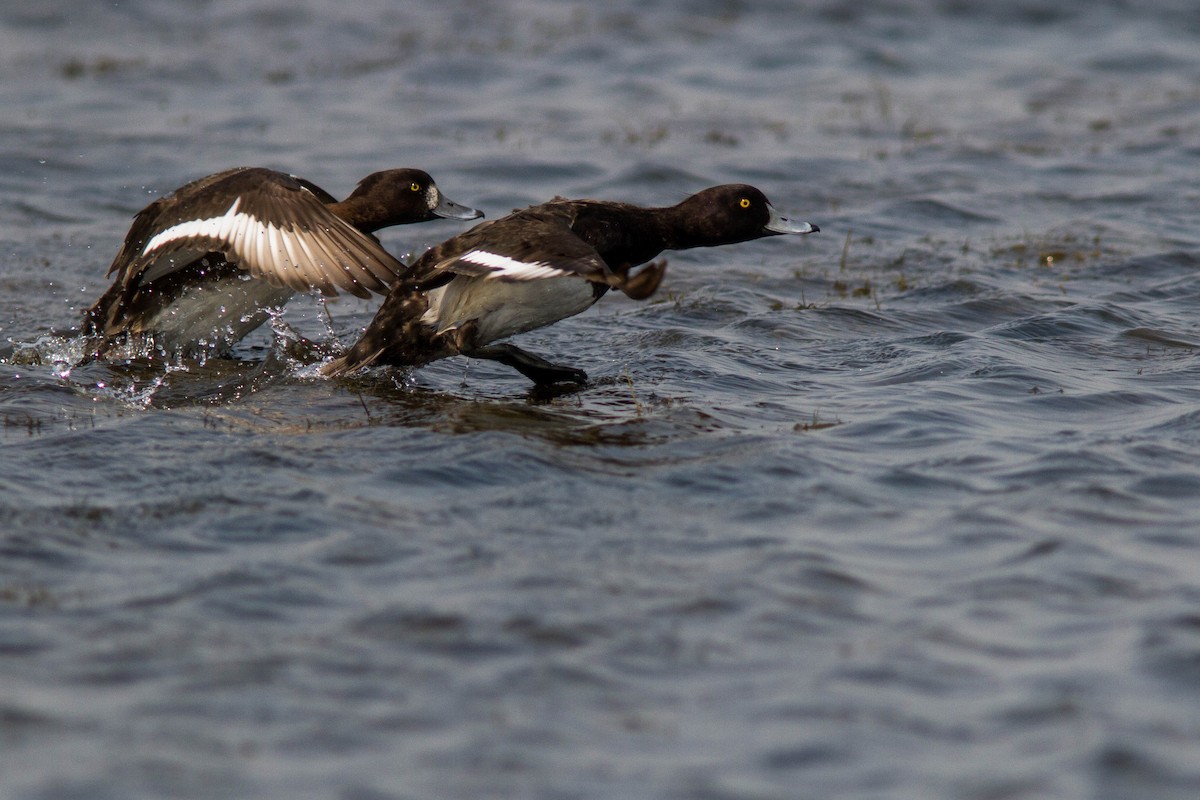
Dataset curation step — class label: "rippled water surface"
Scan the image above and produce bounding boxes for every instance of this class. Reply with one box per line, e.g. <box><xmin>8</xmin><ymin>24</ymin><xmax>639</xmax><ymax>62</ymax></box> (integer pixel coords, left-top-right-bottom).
<box><xmin>4</xmin><ymin>1</ymin><xmax>1200</xmax><ymax>798</ymax></box>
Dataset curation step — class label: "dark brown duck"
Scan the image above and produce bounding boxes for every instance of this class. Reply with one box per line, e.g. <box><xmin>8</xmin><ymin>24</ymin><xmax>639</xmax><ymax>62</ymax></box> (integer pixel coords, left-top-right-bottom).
<box><xmin>325</xmin><ymin>184</ymin><xmax>818</xmax><ymax>386</ymax></box>
<box><xmin>83</xmin><ymin>166</ymin><xmax>481</xmax><ymax>357</ymax></box>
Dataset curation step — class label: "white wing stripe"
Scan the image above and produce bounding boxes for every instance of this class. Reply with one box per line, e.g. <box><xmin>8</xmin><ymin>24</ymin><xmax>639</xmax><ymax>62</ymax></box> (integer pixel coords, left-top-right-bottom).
<box><xmin>229</xmin><ymin>204</ymin><xmax>249</xmax><ymax>254</ymax></box>
<box><xmin>214</xmin><ymin>202</ymin><xmax>237</xmax><ymax>241</ymax></box>
<box><xmin>134</xmin><ymin>194</ymin><xmax>400</xmax><ymax>296</ymax></box>
<box><xmin>461</xmin><ymin>249</ymin><xmax>570</xmax><ymax>280</ymax></box>
<box><xmin>256</xmin><ymin>222</ymin><xmax>273</xmax><ymax>278</ymax></box>
<box><xmin>277</xmin><ymin>224</ymin><xmax>306</xmax><ymax>279</ymax></box>
<box><xmin>267</xmin><ymin>223</ymin><xmax>290</xmax><ymax>268</ymax></box>
<box><xmin>143</xmin><ymin>197</ymin><xmax>251</xmax><ymax>255</ymax></box>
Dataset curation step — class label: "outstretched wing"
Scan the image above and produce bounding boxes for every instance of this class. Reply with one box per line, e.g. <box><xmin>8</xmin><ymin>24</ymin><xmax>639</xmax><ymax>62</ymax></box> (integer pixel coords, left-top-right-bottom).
<box><xmin>110</xmin><ymin>168</ymin><xmax>405</xmax><ymax>299</ymax></box>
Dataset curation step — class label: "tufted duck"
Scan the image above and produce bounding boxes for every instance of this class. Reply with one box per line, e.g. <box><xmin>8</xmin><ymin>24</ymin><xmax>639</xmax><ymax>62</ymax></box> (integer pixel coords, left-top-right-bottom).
<box><xmin>324</xmin><ymin>184</ymin><xmax>817</xmax><ymax>385</ymax></box>
<box><xmin>82</xmin><ymin>167</ymin><xmax>482</xmax><ymax>357</ymax></box>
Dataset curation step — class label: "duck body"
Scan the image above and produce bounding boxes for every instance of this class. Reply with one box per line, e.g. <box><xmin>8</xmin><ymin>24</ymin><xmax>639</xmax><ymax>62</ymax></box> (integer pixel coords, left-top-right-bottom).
<box><xmin>326</xmin><ymin>184</ymin><xmax>817</xmax><ymax>385</ymax></box>
<box><xmin>82</xmin><ymin>166</ymin><xmax>481</xmax><ymax>357</ymax></box>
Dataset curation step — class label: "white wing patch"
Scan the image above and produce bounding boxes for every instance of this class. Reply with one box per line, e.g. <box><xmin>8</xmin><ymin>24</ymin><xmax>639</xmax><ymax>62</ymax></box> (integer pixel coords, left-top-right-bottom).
<box><xmin>131</xmin><ymin>193</ymin><xmax>400</xmax><ymax>297</ymax></box>
<box><xmin>143</xmin><ymin>197</ymin><xmax>261</xmax><ymax>255</ymax></box>
<box><xmin>139</xmin><ymin>197</ymin><xmax>312</xmax><ymax>280</ymax></box>
<box><xmin>460</xmin><ymin>249</ymin><xmax>571</xmax><ymax>281</ymax></box>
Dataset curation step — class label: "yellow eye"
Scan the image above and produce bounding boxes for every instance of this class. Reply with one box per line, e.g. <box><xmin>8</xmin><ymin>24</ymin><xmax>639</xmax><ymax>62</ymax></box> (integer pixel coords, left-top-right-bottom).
<box><xmin>410</xmin><ymin>182</ymin><xmax>422</xmax><ymax>192</ymax></box>
<box><xmin>739</xmin><ymin>198</ymin><xmax>751</xmax><ymax>208</ymax></box>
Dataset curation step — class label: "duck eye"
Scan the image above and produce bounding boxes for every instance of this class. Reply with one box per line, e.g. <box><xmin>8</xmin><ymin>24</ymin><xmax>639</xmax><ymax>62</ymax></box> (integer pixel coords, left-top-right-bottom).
<box><xmin>410</xmin><ymin>182</ymin><xmax>422</xmax><ymax>192</ymax></box>
<box><xmin>739</xmin><ymin>198</ymin><xmax>751</xmax><ymax>209</ymax></box>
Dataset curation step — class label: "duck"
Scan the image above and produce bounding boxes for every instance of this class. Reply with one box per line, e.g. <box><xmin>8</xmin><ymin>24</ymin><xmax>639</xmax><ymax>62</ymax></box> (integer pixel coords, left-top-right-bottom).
<box><xmin>81</xmin><ymin>166</ymin><xmax>482</xmax><ymax>357</ymax></box>
<box><xmin>323</xmin><ymin>184</ymin><xmax>817</xmax><ymax>385</ymax></box>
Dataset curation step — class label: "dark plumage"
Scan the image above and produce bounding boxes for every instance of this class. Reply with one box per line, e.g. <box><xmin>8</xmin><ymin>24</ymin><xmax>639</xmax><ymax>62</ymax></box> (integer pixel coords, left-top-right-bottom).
<box><xmin>325</xmin><ymin>184</ymin><xmax>818</xmax><ymax>385</ymax></box>
<box><xmin>82</xmin><ymin>166</ymin><xmax>482</xmax><ymax>357</ymax></box>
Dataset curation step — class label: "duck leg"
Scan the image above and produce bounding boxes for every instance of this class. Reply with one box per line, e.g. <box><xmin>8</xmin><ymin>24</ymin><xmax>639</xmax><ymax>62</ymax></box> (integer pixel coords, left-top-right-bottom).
<box><xmin>449</xmin><ymin>320</ymin><xmax>588</xmax><ymax>385</ymax></box>
<box><xmin>466</xmin><ymin>342</ymin><xmax>589</xmax><ymax>386</ymax></box>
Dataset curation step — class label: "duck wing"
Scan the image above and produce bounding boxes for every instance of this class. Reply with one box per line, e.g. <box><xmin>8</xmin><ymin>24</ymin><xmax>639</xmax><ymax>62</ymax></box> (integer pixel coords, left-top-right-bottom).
<box><xmin>403</xmin><ymin>207</ymin><xmax>614</xmax><ymax>291</ymax></box>
<box><xmin>108</xmin><ymin>167</ymin><xmax>405</xmax><ymax>299</ymax></box>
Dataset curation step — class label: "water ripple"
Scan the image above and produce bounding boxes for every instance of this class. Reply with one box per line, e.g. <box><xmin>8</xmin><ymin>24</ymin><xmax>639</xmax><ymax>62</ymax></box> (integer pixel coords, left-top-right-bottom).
<box><xmin>4</xmin><ymin>2</ymin><xmax>1200</xmax><ymax>799</ymax></box>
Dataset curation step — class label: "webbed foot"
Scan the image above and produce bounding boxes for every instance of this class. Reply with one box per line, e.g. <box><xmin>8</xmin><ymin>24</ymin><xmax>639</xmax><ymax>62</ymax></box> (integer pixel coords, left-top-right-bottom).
<box><xmin>467</xmin><ymin>342</ymin><xmax>588</xmax><ymax>386</ymax></box>
<box><xmin>614</xmin><ymin>259</ymin><xmax>668</xmax><ymax>300</ymax></box>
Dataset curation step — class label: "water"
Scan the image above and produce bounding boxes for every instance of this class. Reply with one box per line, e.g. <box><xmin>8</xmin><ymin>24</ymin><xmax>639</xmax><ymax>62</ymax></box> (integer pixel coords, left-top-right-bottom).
<box><xmin>3</xmin><ymin>1</ymin><xmax>1200</xmax><ymax>798</ymax></box>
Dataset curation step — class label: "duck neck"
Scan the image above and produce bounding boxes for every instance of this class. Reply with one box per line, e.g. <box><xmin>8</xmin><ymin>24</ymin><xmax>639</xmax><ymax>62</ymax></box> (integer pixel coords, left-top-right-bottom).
<box><xmin>602</xmin><ymin>205</ymin><xmax>683</xmax><ymax>266</ymax></box>
<box><xmin>328</xmin><ymin>197</ymin><xmax>386</xmax><ymax>233</ymax></box>
<box><xmin>647</xmin><ymin>203</ymin><xmax>706</xmax><ymax>251</ymax></box>
<box><xmin>638</xmin><ymin>199</ymin><xmax>720</xmax><ymax>251</ymax></box>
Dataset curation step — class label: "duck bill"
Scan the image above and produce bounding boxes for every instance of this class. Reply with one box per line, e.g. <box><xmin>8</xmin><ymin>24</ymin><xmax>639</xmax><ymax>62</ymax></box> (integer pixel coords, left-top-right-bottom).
<box><xmin>434</xmin><ymin>195</ymin><xmax>484</xmax><ymax>221</ymax></box>
<box><xmin>764</xmin><ymin>203</ymin><xmax>818</xmax><ymax>235</ymax></box>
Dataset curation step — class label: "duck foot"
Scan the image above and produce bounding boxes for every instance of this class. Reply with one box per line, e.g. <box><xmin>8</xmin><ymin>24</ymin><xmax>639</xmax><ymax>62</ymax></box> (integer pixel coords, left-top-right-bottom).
<box><xmin>612</xmin><ymin>259</ymin><xmax>668</xmax><ymax>300</ymax></box>
<box><xmin>467</xmin><ymin>343</ymin><xmax>588</xmax><ymax>386</ymax></box>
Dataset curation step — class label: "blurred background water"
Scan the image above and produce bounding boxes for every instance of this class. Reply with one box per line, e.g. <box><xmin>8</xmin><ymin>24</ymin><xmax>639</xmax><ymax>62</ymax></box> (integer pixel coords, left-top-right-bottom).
<box><xmin>3</xmin><ymin>1</ymin><xmax>1200</xmax><ymax>798</ymax></box>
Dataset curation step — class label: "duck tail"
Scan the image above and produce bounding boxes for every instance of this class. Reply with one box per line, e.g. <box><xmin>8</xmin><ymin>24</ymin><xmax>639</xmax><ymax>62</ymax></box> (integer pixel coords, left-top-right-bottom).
<box><xmin>320</xmin><ymin>355</ymin><xmax>352</xmax><ymax>377</ymax></box>
<box><xmin>320</xmin><ymin>345</ymin><xmax>388</xmax><ymax>377</ymax></box>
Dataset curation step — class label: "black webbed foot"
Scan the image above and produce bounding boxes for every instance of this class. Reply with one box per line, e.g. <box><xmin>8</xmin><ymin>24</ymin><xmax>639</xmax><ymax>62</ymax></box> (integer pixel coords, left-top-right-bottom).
<box><xmin>467</xmin><ymin>342</ymin><xmax>588</xmax><ymax>386</ymax></box>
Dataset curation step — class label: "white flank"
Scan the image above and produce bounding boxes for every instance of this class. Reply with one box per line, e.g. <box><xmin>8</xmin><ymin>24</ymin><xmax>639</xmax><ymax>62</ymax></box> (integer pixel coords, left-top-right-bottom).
<box><xmin>460</xmin><ymin>249</ymin><xmax>568</xmax><ymax>280</ymax></box>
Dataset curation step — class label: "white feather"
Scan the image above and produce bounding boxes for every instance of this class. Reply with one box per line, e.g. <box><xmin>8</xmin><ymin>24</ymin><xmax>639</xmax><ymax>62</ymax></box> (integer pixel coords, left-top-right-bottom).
<box><xmin>143</xmin><ymin>197</ymin><xmax>248</xmax><ymax>254</ymax></box>
<box><xmin>460</xmin><ymin>249</ymin><xmax>571</xmax><ymax>281</ymax></box>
